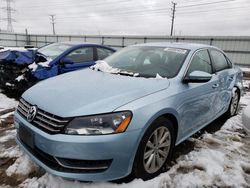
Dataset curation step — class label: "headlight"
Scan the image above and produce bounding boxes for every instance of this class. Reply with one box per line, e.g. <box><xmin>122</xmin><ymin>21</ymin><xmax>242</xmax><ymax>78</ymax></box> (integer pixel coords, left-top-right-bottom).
<box><xmin>64</xmin><ymin>111</ymin><xmax>132</xmax><ymax>135</ymax></box>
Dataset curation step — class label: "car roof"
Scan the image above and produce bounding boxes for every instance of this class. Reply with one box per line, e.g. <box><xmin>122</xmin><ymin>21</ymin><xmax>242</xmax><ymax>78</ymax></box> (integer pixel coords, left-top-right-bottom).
<box><xmin>133</xmin><ymin>42</ymin><xmax>219</xmax><ymax>51</ymax></box>
<box><xmin>58</xmin><ymin>41</ymin><xmax>114</xmax><ymax>49</ymax></box>
<box><xmin>60</xmin><ymin>41</ymin><xmax>95</xmax><ymax>45</ymax></box>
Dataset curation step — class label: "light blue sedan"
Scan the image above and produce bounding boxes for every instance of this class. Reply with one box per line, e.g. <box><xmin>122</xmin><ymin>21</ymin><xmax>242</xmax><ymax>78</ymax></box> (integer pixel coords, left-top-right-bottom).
<box><xmin>14</xmin><ymin>43</ymin><xmax>243</xmax><ymax>181</ymax></box>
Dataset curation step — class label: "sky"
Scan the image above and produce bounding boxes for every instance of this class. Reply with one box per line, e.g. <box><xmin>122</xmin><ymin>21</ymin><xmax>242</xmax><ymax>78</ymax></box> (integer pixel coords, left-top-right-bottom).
<box><xmin>0</xmin><ymin>0</ymin><xmax>249</xmax><ymax>36</ymax></box>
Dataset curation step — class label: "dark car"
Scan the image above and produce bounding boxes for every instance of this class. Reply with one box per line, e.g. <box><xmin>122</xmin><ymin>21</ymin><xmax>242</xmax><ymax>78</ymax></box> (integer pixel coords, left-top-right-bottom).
<box><xmin>0</xmin><ymin>42</ymin><xmax>115</xmax><ymax>97</ymax></box>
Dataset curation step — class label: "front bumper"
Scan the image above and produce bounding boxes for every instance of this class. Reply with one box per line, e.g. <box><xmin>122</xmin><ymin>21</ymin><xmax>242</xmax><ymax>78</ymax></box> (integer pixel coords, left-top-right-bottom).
<box><xmin>15</xmin><ymin>112</ymin><xmax>141</xmax><ymax>181</ymax></box>
<box><xmin>242</xmin><ymin>105</ymin><xmax>250</xmax><ymax>135</ymax></box>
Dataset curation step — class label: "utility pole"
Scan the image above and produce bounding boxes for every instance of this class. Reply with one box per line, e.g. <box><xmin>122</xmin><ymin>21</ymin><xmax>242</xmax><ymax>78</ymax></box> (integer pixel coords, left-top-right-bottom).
<box><xmin>170</xmin><ymin>1</ymin><xmax>176</xmax><ymax>36</ymax></box>
<box><xmin>2</xmin><ymin>0</ymin><xmax>15</xmax><ymax>33</ymax></box>
<box><xmin>50</xmin><ymin>15</ymin><xmax>56</xmax><ymax>35</ymax></box>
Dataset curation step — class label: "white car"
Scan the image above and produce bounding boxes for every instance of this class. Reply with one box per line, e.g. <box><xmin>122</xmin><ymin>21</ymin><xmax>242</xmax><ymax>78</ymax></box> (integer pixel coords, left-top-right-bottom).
<box><xmin>242</xmin><ymin>105</ymin><xmax>250</xmax><ymax>134</ymax></box>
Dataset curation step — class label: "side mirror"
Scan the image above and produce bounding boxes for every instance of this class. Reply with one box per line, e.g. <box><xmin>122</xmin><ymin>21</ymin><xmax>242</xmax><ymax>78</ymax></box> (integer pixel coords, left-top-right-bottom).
<box><xmin>61</xmin><ymin>58</ymin><xmax>74</xmax><ymax>65</ymax></box>
<box><xmin>183</xmin><ymin>70</ymin><xmax>212</xmax><ymax>83</ymax></box>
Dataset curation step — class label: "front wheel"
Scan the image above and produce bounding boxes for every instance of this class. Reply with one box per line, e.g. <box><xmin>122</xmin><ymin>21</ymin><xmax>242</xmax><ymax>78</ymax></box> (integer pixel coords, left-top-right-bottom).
<box><xmin>132</xmin><ymin>117</ymin><xmax>175</xmax><ymax>180</ymax></box>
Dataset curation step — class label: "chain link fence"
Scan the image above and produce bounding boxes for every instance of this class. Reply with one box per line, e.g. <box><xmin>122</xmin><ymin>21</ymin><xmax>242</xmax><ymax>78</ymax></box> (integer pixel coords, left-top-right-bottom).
<box><xmin>1</xmin><ymin>32</ymin><xmax>250</xmax><ymax>67</ymax></box>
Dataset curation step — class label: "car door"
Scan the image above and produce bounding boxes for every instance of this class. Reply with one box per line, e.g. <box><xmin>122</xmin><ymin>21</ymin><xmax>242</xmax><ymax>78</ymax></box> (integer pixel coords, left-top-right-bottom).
<box><xmin>178</xmin><ymin>49</ymin><xmax>219</xmax><ymax>136</ymax></box>
<box><xmin>209</xmin><ymin>49</ymin><xmax>234</xmax><ymax>114</ymax></box>
<box><xmin>60</xmin><ymin>47</ymin><xmax>95</xmax><ymax>73</ymax></box>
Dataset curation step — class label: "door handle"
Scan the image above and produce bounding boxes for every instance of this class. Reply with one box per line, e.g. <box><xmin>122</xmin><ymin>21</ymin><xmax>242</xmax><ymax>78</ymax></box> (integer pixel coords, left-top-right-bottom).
<box><xmin>212</xmin><ymin>83</ymin><xmax>219</xmax><ymax>88</ymax></box>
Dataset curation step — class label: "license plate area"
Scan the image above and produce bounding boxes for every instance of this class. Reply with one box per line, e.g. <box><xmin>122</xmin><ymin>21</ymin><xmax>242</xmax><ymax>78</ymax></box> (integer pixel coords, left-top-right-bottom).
<box><xmin>19</xmin><ymin>125</ymin><xmax>34</xmax><ymax>149</ymax></box>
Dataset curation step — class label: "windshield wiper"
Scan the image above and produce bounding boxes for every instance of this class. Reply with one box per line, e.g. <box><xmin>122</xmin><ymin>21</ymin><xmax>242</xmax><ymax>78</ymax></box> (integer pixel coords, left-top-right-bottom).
<box><xmin>115</xmin><ymin>71</ymin><xmax>155</xmax><ymax>78</ymax></box>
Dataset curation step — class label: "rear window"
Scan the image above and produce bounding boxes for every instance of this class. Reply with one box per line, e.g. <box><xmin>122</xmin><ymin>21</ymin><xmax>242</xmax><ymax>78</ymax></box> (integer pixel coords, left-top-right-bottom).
<box><xmin>210</xmin><ymin>50</ymin><xmax>229</xmax><ymax>72</ymax></box>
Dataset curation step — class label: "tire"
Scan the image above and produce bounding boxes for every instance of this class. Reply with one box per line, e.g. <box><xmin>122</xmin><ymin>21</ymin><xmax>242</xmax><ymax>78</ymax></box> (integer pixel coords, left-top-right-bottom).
<box><xmin>132</xmin><ymin>117</ymin><xmax>175</xmax><ymax>180</ymax></box>
<box><xmin>225</xmin><ymin>87</ymin><xmax>240</xmax><ymax>117</ymax></box>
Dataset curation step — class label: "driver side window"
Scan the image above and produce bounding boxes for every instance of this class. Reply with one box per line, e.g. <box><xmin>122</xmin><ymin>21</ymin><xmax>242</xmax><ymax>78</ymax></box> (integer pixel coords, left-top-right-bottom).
<box><xmin>187</xmin><ymin>50</ymin><xmax>212</xmax><ymax>75</ymax></box>
<box><xmin>65</xmin><ymin>47</ymin><xmax>94</xmax><ymax>63</ymax></box>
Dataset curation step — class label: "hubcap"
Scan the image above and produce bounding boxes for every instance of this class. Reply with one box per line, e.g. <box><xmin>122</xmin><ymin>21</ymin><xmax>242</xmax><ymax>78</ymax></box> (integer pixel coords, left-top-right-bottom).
<box><xmin>230</xmin><ymin>91</ymin><xmax>239</xmax><ymax>115</ymax></box>
<box><xmin>143</xmin><ymin>126</ymin><xmax>171</xmax><ymax>174</ymax></box>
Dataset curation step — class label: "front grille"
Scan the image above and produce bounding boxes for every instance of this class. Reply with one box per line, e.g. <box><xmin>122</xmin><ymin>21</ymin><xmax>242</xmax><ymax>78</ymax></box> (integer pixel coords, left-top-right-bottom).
<box><xmin>17</xmin><ymin>98</ymin><xmax>70</xmax><ymax>134</ymax></box>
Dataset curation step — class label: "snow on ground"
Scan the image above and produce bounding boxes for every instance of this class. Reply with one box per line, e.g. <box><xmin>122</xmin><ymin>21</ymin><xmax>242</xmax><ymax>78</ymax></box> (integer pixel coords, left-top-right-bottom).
<box><xmin>0</xmin><ymin>93</ymin><xmax>18</xmax><ymax>126</ymax></box>
<box><xmin>6</xmin><ymin>152</ymin><xmax>39</xmax><ymax>177</ymax></box>
<box><xmin>241</xmin><ymin>67</ymin><xmax>250</xmax><ymax>73</ymax></box>
<box><xmin>0</xmin><ymin>93</ymin><xmax>18</xmax><ymax>110</ymax></box>
<box><xmin>0</xmin><ymin>129</ymin><xmax>16</xmax><ymax>143</ymax></box>
<box><xmin>0</xmin><ymin>89</ymin><xmax>250</xmax><ymax>187</ymax></box>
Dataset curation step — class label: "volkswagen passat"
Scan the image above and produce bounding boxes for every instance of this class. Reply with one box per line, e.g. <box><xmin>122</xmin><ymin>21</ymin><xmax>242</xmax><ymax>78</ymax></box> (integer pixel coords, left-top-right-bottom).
<box><xmin>14</xmin><ymin>43</ymin><xmax>243</xmax><ymax>181</ymax></box>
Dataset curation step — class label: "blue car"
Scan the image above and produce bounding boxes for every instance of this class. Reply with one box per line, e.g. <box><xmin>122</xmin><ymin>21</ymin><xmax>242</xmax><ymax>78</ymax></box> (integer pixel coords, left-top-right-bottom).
<box><xmin>0</xmin><ymin>42</ymin><xmax>115</xmax><ymax>96</ymax></box>
<box><xmin>14</xmin><ymin>43</ymin><xmax>243</xmax><ymax>181</ymax></box>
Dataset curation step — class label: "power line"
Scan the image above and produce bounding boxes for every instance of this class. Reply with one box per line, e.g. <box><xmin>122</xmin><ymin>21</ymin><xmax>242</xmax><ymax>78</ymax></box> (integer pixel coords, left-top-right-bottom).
<box><xmin>177</xmin><ymin>5</ymin><xmax>250</xmax><ymax>15</ymax></box>
<box><xmin>2</xmin><ymin>0</ymin><xmax>15</xmax><ymax>32</ymax></box>
<box><xmin>18</xmin><ymin>0</ymin><xmax>133</xmax><ymax>10</ymax></box>
<box><xmin>177</xmin><ymin>0</ymin><xmax>235</xmax><ymax>8</ymax></box>
<box><xmin>170</xmin><ymin>2</ymin><xmax>177</xmax><ymax>36</ymax></box>
<box><xmin>16</xmin><ymin>8</ymin><xmax>172</xmax><ymax>21</ymax></box>
<box><xmin>50</xmin><ymin>14</ymin><xmax>56</xmax><ymax>35</ymax></box>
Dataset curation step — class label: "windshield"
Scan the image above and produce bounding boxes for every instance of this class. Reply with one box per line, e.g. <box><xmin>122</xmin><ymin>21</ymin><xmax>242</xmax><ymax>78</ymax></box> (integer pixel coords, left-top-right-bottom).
<box><xmin>104</xmin><ymin>46</ymin><xmax>189</xmax><ymax>78</ymax></box>
<box><xmin>38</xmin><ymin>43</ymin><xmax>72</xmax><ymax>60</ymax></box>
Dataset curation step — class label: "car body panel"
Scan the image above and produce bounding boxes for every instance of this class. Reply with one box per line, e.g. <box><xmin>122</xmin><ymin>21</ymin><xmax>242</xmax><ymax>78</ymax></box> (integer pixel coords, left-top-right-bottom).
<box><xmin>22</xmin><ymin>69</ymin><xmax>170</xmax><ymax>117</ymax></box>
<box><xmin>15</xmin><ymin>112</ymin><xmax>140</xmax><ymax>181</ymax></box>
<box><xmin>32</xmin><ymin>43</ymin><xmax>115</xmax><ymax>80</ymax></box>
<box><xmin>15</xmin><ymin>42</ymin><xmax>243</xmax><ymax>181</ymax></box>
<box><xmin>242</xmin><ymin>105</ymin><xmax>250</xmax><ymax>134</ymax></box>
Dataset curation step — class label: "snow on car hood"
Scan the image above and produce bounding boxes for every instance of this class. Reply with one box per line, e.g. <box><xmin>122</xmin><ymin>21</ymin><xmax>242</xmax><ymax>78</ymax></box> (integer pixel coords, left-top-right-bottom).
<box><xmin>22</xmin><ymin>69</ymin><xmax>170</xmax><ymax>117</ymax></box>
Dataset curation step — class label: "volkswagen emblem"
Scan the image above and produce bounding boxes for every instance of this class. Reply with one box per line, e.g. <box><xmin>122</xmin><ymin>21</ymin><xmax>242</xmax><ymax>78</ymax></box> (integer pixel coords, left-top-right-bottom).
<box><xmin>27</xmin><ymin>106</ymin><xmax>37</xmax><ymax>122</ymax></box>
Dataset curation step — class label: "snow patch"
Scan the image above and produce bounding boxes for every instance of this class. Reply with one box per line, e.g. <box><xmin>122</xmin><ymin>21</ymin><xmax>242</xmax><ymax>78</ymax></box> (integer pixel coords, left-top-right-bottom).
<box><xmin>243</xmin><ymin>80</ymin><xmax>250</xmax><ymax>89</ymax></box>
<box><xmin>91</xmin><ymin>60</ymin><xmax>120</xmax><ymax>73</ymax></box>
<box><xmin>15</xmin><ymin>74</ymin><xmax>25</xmax><ymax>82</ymax></box>
<box><xmin>28</xmin><ymin>62</ymin><xmax>38</xmax><ymax>72</ymax></box>
<box><xmin>28</xmin><ymin>58</ymin><xmax>52</xmax><ymax>72</ymax></box>
<box><xmin>155</xmin><ymin>73</ymin><xmax>167</xmax><ymax>80</ymax></box>
<box><xmin>37</xmin><ymin>58</ymin><xmax>52</xmax><ymax>68</ymax></box>
<box><xmin>5</xmin><ymin>82</ymin><xmax>14</xmax><ymax>87</ymax></box>
<box><xmin>240</xmin><ymin>67</ymin><xmax>250</xmax><ymax>73</ymax></box>
<box><xmin>0</xmin><ymin>93</ymin><xmax>18</xmax><ymax>110</ymax></box>
<box><xmin>0</xmin><ymin>129</ymin><xmax>16</xmax><ymax>143</ymax></box>
<box><xmin>6</xmin><ymin>153</ymin><xmax>38</xmax><ymax>177</ymax></box>
<box><xmin>0</xmin><ymin>146</ymin><xmax>21</xmax><ymax>159</ymax></box>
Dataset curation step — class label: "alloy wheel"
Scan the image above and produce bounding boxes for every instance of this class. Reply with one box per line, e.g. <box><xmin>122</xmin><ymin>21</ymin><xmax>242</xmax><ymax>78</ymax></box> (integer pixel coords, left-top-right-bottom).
<box><xmin>143</xmin><ymin>126</ymin><xmax>171</xmax><ymax>174</ymax></box>
<box><xmin>230</xmin><ymin>91</ymin><xmax>239</xmax><ymax>116</ymax></box>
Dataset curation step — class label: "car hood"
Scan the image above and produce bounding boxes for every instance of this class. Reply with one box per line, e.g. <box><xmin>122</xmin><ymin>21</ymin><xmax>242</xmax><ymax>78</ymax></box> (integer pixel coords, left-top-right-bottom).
<box><xmin>23</xmin><ymin>69</ymin><xmax>170</xmax><ymax>117</ymax></box>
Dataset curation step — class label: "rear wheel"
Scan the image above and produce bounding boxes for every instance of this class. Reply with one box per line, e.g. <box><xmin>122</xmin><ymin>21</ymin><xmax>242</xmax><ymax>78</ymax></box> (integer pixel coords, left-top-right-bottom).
<box><xmin>226</xmin><ymin>87</ymin><xmax>240</xmax><ymax>117</ymax></box>
<box><xmin>132</xmin><ymin>117</ymin><xmax>175</xmax><ymax>180</ymax></box>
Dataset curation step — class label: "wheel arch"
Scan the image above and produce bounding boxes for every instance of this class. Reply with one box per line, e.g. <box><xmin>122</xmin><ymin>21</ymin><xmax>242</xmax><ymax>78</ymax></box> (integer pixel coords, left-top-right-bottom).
<box><xmin>136</xmin><ymin>109</ymin><xmax>180</xmax><ymax>150</ymax></box>
<box><xmin>234</xmin><ymin>85</ymin><xmax>241</xmax><ymax>98</ymax></box>
<box><xmin>131</xmin><ymin>110</ymin><xmax>179</xmax><ymax>179</ymax></box>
